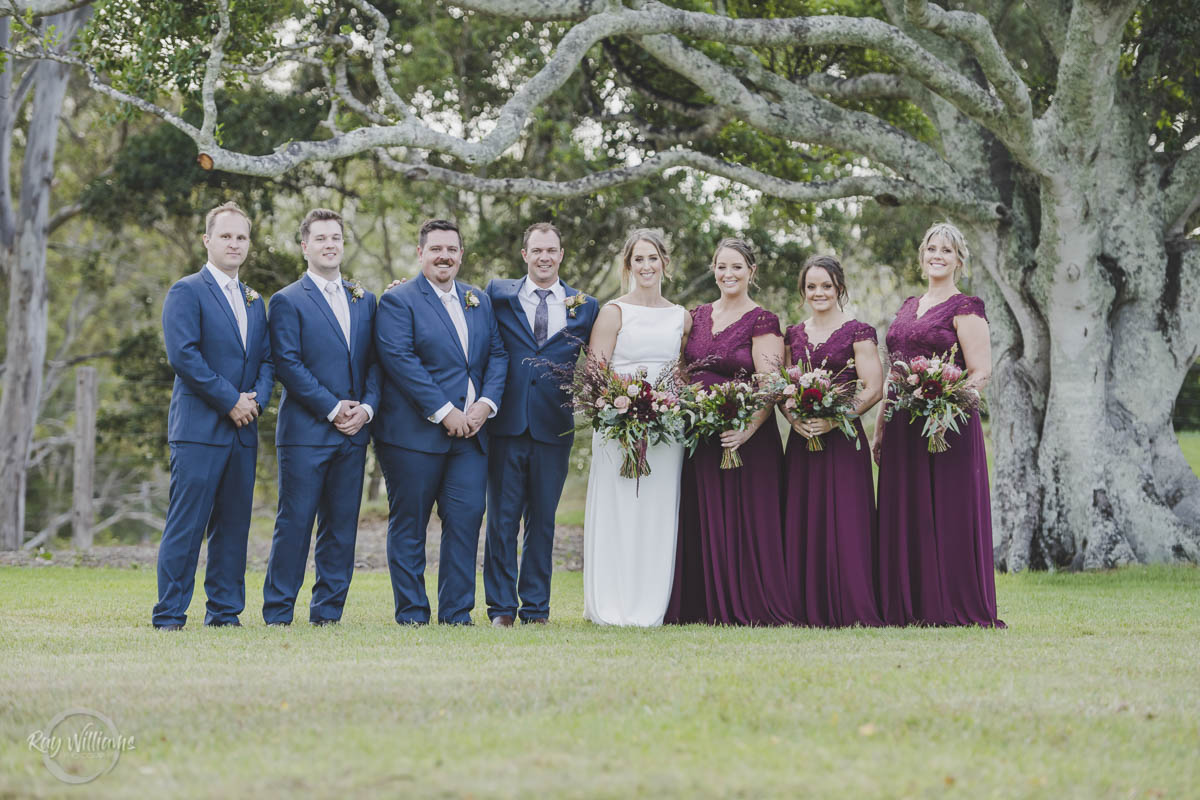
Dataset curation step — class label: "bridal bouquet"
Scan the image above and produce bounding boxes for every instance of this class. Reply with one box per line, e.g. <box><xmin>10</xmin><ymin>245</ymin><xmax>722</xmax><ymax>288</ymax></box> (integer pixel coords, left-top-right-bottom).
<box><xmin>884</xmin><ymin>344</ymin><xmax>979</xmax><ymax>453</ymax></box>
<box><xmin>565</xmin><ymin>357</ymin><xmax>686</xmax><ymax>481</ymax></box>
<box><xmin>773</xmin><ymin>360</ymin><xmax>861</xmax><ymax>452</ymax></box>
<box><xmin>682</xmin><ymin>378</ymin><xmax>774</xmax><ymax>469</ymax></box>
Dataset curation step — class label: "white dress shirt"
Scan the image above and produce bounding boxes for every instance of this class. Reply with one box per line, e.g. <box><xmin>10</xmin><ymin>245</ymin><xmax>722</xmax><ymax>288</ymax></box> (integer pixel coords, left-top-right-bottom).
<box><xmin>307</xmin><ymin>270</ymin><xmax>373</xmax><ymax>424</ymax></box>
<box><xmin>427</xmin><ymin>280</ymin><xmax>497</xmax><ymax>424</ymax></box>
<box><xmin>205</xmin><ymin>262</ymin><xmax>247</xmax><ymax>348</ymax></box>
<box><xmin>518</xmin><ymin>276</ymin><xmax>567</xmax><ymax>342</ymax></box>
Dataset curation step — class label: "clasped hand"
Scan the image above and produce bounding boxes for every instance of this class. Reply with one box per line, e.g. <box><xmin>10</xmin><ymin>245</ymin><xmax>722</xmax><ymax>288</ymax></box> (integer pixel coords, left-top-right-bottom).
<box><xmin>227</xmin><ymin>392</ymin><xmax>259</xmax><ymax>428</ymax></box>
<box><xmin>442</xmin><ymin>401</ymin><xmax>491</xmax><ymax>438</ymax></box>
<box><xmin>719</xmin><ymin>427</ymin><xmax>753</xmax><ymax>450</ymax></box>
<box><xmin>791</xmin><ymin>417</ymin><xmax>833</xmax><ymax>439</ymax></box>
<box><xmin>333</xmin><ymin>400</ymin><xmax>369</xmax><ymax>436</ymax></box>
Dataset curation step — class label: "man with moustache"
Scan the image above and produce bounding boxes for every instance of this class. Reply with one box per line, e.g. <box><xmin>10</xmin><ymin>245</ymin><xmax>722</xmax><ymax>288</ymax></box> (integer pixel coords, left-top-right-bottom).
<box><xmin>154</xmin><ymin>201</ymin><xmax>274</xmax><ymax>630</ymax></box>
<box><xmin>483</xmin><ymin>223</ymin><xmax>597</xmax><ymax>626</ymax></box>
<box><xmin>262</xmin><ymin>208</ymin><xmax>379</xmax><ymax>626</ymax></box>
<box><xmin>374</xmin><ymin>219</ymin><xmax>508</xmax><ymax>626</ymax></box>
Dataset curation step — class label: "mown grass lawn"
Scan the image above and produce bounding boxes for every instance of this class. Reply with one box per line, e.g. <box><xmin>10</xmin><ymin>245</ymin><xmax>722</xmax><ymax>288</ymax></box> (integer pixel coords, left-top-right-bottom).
<box><xmin>2</xmin><ymin>566</ymin><xmax>1198</xmax><ymax>798</ymax></box>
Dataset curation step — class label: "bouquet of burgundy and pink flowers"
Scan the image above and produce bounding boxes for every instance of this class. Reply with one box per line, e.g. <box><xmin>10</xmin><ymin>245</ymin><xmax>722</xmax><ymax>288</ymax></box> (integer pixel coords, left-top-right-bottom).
<box><xmin>884</xmin><ymin>344</ymin><xmax>979</xmax><ymax>453</ymax></box>
<box><xmin>565</xmin><ymin>357</ymin><xmax>686</xmax><ymax>481</ymax></box>
<box><xmin>773</xmin><ymin>359</ymin><xmax>861</xmax><ymax>452</ymax></box>
<box><xmin>681</xmin><ymin>378</ymin><xmax>775</xmax><ymax>469</ymax></box>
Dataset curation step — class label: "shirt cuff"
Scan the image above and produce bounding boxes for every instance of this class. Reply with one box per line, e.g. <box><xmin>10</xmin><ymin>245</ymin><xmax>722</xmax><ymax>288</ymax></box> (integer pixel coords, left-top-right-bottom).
<box><xmin>326</xmin><ymin>401</ymin><xmax>342</xmax><ymax>422</ymax></box>
<box><xmin>479</xmin><ymin>397</ymin><xmax>498</xmax><ymax>419</ymax></box>
<box><xmin>360</xmin><ymin>404</ymin><xmax>374</xmax><ymax>422</ymax></box>
<box><xmin>429</xmin><ymin>402</ymin><xmax>454</xmax><ymax>424</ymax></box>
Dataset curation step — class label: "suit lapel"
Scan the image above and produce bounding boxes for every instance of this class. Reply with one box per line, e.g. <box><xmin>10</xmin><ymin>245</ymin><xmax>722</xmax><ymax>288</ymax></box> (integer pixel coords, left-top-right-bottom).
<box><xmin>459</xmin><ymin>280</ymin><xmax>480</xmax><ymax>366</ymax></box>
<box><xmin>506</xmin><ymin>279</ymin><xmax>537</xmax><ymax>346</ymax></box>
<box><xmin>545</xmin><ymin>280</ymin><xmax>583</xmax><ymax>346</ymax></box>
<box><xmin>303</xmin><ymin>274</ymin><xmax>349</xmax><ymax>350</ymax></box>
<box><xmin>240</xmin><ymin>280</ymin><xmax>257</xmax><ymax>356</ymax></box>
<box><xmin>201</xmin><ymin>267</ymin><xmax>245</xmax><ymax>353</ymax></box>
<box><xmin>420</xmin><ymin>275</ymin><xmax>467</xmax><ymax>364</ymax></box>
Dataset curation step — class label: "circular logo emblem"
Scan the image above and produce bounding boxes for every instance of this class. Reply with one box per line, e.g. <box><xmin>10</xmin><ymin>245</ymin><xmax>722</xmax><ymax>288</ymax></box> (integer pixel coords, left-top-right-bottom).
<box><xmin>29</xmin><ymin>708</ymin><xmax>134</xmax><ymax>784</ymax></box>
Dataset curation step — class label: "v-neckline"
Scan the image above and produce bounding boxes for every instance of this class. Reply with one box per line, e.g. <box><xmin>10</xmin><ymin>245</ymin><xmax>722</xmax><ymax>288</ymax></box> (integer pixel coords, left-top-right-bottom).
<box><xmin>709</xmin><ymin>304</ymin><xmax>759</xmax><ymax>337</ymax></box>
<box><xmin>914</xmin><ymin>292</ymin><xmax>962</xmax><ymax>320</ymax></box>
<box><xmin>800</xmin><ymin>318</ymin><xmax>853</xmax><ymax>351</ymax></box>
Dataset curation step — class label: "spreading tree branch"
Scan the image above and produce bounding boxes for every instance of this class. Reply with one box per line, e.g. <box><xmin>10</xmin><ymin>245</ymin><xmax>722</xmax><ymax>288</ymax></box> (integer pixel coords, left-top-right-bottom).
<box><xmin>378</xmin><ymin>148</ymin><xmax>1005</xmax><ymax>221</ymax></box>
<box><xmin>903</xmin><ymin>0</ymin><xmax>1033</xmax><ymax>122</ymax></box>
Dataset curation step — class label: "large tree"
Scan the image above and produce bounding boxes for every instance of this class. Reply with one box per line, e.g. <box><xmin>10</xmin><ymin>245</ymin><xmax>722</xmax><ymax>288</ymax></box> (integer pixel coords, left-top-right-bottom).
<box><xmin>4</xmin><ymin>0</ymin><xmax>1198</xmax><ymax>568</ymax></box>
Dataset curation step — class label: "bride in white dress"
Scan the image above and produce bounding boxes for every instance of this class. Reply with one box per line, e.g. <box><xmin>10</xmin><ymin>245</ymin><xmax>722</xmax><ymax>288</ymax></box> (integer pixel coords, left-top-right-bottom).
<box><xmin>583</xmin><ymin>229</ymin><xmax>692</xmax><ymax>626</ymax></box>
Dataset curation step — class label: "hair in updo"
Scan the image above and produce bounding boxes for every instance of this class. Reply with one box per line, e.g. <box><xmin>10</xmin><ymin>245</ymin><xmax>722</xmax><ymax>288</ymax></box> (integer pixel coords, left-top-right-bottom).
<box><xmin>919</xmin><ymin>221</ymin><xmax>970</xmax><ymax>279</ymax></box>
<box><xmin>798</xmin><ymin>254</ymin><xmax>849</xmax><ymax>309</ymax></box>
<box><xmin>619</xmin><ymin>228</ymin><xmax>672</xmax><ymax>288</ymax></box>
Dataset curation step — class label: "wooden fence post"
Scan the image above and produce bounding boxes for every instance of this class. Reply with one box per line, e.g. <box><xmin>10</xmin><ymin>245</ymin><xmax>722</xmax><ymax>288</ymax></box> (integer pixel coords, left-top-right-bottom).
<box><xmin>72</xmin><ymin>366</ymin><xmax>97</xmax><ymax>549</ymax></box>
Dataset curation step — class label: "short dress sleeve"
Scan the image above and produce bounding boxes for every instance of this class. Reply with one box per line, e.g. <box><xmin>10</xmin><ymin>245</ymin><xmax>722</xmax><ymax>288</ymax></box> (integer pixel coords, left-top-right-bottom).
<box><xmin>851</xmin><ymin>320</ymin><xmax>878</xmax><ymax>344</ymax></box>
<box><xmin>751</xmin><ymin>308</ymin><xmax>782</xmax><ymax>338</ymax></box>
<box><xmin>954</xmin><ymin>295</ymin><xmax>987</xmax><ymax>322</ymax></box>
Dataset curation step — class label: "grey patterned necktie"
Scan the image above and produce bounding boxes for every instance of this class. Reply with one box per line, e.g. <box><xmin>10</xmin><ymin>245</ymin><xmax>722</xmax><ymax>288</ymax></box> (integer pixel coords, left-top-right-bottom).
<box><xmin>534</xmin><ymin>288</ymin><xmax>552</xmax><ymax>347</ymax></box>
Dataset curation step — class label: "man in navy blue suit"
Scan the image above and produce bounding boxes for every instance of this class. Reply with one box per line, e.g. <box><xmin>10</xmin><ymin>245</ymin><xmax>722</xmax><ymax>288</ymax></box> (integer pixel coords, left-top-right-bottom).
<box><xmin>374</xmin><ymin>219</ymin><xmax>508</xmax><ymax>625</ymax></box>
<box><xmin>262</xmin><ymin>208</ymin><xmax>380</xmax><ymax>626</ymax></box>
<box><xmin>153</xmin><ymin>201</ymin><xmax>274</xmax><ymax>630</ymax></box>
<box><xmin>484</xmin><ymin>223</ymin><xmax>598</xmax><ymax>626</ymax></box>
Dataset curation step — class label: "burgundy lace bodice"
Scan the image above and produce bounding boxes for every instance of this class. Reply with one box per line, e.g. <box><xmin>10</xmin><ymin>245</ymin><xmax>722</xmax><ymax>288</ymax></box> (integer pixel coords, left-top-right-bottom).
<box><xmin>885</xmin><ymin>294</ymin><xmax>986</xmax><ymax>369</ymax></box>
<box><xmin>684</xmin><ymin>304</ymin><xmax>782</xmax><ymax>388</ymax></box>
<box><xmin>785</xmin><ymin>319</ymin><xmax>877</xmax><ymax>385</ymax></box>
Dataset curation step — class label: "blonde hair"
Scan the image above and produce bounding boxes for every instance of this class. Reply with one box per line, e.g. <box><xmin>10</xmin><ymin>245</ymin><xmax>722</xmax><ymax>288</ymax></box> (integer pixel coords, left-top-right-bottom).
<box><xmin>620</xmin><ymin>228</ymin><xmax>672</xmax><ymax>289</ymax></box>
<box><xmin>919</xmin><ymin>221</ymin><xmax>970</xmax><ymax>278</ymax></box>
<box><xmin>205</xmin><ymin>201</ymin><xmax>251</xmax><ymax>235</ymax></box>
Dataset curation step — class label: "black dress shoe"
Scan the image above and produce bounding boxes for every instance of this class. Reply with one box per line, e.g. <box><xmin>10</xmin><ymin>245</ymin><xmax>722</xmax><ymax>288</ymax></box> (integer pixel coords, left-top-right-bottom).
<box><xmin>491</xmin><ymin>615</ymin><xmax>514</xmax><ymax>628</ymax></box>
<box><xmin>310</xmin><ymin>619</ymin><xmax>339</xmax><ymax>627</ymax></box>
<box><xmin>206</xmin><ymin>620</ymin><xmax>242</xmax><ymax>628</ymax></box>
<box><xmin>522</xmin><ymin>617</ymin><xmax>548</xmax><ymax>625</ymax></box>
<box><xmin>441</xmin><ymin>619</ymin><xmax>474</xmax><ymax>626</ymax></box>
<box><xmin>155</xmin><ymin>624</ymin><xmax>183</xmax><ymax>632</ymax></box>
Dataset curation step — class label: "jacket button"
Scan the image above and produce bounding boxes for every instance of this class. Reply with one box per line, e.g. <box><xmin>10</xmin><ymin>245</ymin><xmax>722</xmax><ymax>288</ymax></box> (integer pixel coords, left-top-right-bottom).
<box><xmin>458</xmin><ymin>397</ymin><xmax>465</xmax><ymax>403</ymax></box>
<box><xmin>531</xmin><ymin>379</ymin><xmax>537</xmax><ymax>386</ymax></box>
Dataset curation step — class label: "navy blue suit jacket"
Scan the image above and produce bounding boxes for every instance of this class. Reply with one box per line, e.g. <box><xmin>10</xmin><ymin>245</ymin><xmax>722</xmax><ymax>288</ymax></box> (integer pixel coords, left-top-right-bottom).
<box><xmin>486</xmin><ymin>278</ymin><xmax>597</xmax><ymax>446</ymax></box>
<box><xmin>269</xmin><ymin>275</ymin><xmax>380</xmax><ymax>447</ymax></box>
<box><xmin>162</xmin><ymin>267</ymin><xmax>274</xmax><ymax>447</ymax></box>
<box><xmin>374</xmin><ymin>275</ymin><xmax>508</xmax><ymax>454</ymax></box>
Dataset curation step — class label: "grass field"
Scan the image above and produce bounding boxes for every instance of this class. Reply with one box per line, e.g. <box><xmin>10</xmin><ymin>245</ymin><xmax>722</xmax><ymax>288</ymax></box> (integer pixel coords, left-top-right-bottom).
<box><xmin>2</xmin><ymin>566</ymin><xmax>1198</xmax><ymax>798</ymax></box>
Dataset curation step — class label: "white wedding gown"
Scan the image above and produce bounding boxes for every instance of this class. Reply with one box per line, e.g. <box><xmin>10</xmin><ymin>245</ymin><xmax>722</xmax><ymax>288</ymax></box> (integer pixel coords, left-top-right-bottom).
<box><xmin>583</xmin><ymin>301</ymin><xmax>686</xmax><ymax>626</ymax></box>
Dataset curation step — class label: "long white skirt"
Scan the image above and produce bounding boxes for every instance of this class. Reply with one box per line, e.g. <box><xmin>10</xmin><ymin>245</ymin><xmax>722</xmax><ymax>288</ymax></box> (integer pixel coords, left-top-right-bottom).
<box><xmin>582</xmin><ymin>431</ymin><xmax>683</xmax><ymax>627</ymax></box>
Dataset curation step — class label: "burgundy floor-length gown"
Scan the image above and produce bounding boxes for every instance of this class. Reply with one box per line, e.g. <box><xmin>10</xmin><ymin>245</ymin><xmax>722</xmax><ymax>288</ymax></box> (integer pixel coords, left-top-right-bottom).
<box><xmin>665</xmin><ymin>304</ymin><xmax>799</xmax><ymax>626</ymax></box>
<box><xmin>876</xmin><ymin>294</ymin><xmax>1004</xmax><ymax>628</ymax></box>
<box><xmin>783</xmin><ymin>319</ymin><xmax>884</xmax><ymax>627</ymax></box>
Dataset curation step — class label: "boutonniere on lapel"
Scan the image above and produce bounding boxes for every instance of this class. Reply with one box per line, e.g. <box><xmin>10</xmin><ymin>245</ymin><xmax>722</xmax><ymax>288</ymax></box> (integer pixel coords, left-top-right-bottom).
<box><xmin>344</xmin><ymin>278</ymin><xmax>365</xmax><ymax>303</ymax></box>
<box><xmin>463</xmin><ymin>289</ymin><xmax>480</xmax><ymax>310</ymax></box>
<box><xmin>564</xmin><ymin>293</ymin><xmax>590</xmax><ymax>318</ymax></box>
<box><xmin>243</xmin><ymin>285</ymin><xmax>261</xmax><ymax>305</ymax></box>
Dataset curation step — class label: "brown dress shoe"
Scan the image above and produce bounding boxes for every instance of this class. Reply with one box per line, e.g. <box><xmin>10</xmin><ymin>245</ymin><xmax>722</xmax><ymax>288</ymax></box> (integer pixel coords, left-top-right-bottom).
<box><xmin>491</xmin><ymin>615</ymin><xmax>515</xmax><ymax>628</ymax></box>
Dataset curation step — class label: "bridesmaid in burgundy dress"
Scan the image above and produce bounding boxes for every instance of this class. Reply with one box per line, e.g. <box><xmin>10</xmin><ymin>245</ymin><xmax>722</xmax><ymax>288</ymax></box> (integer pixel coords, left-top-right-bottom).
<box><xmin>872</xmin><ymin>222</ymin><xmax>1004</xmax><ymax>628</ymax></box>
<box><xmin>665</xmin><ymin>238</ymin><xmax>798</xmax><ymax>626</ymax></box>
<box><xmin>782</xmin><ymin>255</ymin><xmax>885</xmax><ymax>627</ymax></box>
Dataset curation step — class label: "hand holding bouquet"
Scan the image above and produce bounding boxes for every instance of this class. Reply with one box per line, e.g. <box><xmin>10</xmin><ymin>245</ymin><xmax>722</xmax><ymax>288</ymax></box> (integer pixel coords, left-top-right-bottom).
<box><xmin>884</xmin><ymin>344</ymin><xmax>979</xmax><ymax>453</ymax></box>
<box><xmin>682</xmin><ymin>379</ymin><xmax>773</xmax><ymax>469</ymax></box>
<box><xmin>566</xmin><ymin>356</ymin><xmax>685</xmax><ymax>482</ymax></box>
<box><xmin>774</xmin><ymin>360</ymin><xmax>861</xmax><ymax>452</ymax></box>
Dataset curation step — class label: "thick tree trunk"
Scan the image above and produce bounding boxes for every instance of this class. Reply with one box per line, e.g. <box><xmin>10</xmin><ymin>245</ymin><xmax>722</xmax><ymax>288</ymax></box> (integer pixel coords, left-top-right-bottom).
<box><xmin>988</xmin><ymin>157</ymin><xmax>1200</xmax><ymax>569</ymax></box>
<box><xmin>0</xmin><ymin>13</ymin><xmax>80</xmax><ymax>550</ymax></box>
